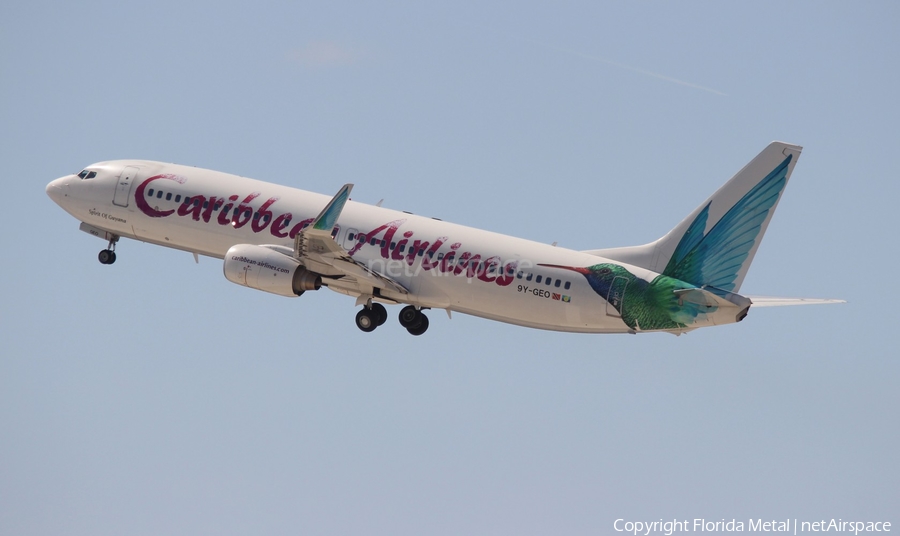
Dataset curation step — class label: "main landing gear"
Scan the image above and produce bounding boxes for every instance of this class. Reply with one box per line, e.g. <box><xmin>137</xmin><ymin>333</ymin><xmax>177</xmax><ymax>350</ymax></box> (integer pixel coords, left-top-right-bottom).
<box><xmin>353</xmin><ymin>303</ymin><xmax>430</xmax><ymax>335</ymax></box>
<box><xmin>355</xmin><ymin>302</ymin><xmax>388</xmax><ymax>333</ymax></box>
<box><xmin>399</xmin><ymin>305</ymin><xmax>429</xmax><ymax>336</ymax></box>
<box><xmin>98</xmin><ymin>234</ymin><xmax>119</xmax><ymax>265</ymax></box>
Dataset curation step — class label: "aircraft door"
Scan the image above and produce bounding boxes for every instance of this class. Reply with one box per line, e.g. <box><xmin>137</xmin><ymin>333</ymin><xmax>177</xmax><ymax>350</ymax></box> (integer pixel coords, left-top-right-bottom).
<box><xmin>606</xmin><ymin>276</ymin><xmax>628</xmax><ymax>317</ymax></box>
<box><xmin>113</xmin><ymin>166</ymin><xmax>140</xmax><ymax>207</ymax></box>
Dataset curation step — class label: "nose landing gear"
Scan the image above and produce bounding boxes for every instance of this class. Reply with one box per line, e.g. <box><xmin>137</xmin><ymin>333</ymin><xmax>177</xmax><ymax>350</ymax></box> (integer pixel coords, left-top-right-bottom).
<box><xmin>98</xmin><ymin>234</ymin><xmax>120</xmax><ymax>265</ymax></box>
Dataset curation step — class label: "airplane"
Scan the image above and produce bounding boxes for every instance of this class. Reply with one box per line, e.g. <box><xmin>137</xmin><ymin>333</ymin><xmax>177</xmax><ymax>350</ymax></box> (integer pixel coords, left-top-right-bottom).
<box><xmin>45</xmin><ymin>141</ymin><xmax>842</xmax><ymax>336</ymax></box>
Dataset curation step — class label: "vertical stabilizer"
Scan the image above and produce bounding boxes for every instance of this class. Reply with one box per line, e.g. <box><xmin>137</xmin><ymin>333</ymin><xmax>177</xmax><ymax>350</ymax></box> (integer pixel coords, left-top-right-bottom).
<box><xmin>584</xmin><ymin>142</ymin><xmax>802</xmax><ymax>293</ymax></box>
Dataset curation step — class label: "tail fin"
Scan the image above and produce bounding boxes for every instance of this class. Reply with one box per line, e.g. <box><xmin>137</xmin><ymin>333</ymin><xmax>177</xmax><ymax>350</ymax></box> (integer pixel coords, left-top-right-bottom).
<box><xmin>584</xmin><ymin>142</ymin><xmax>802</xmax><ymax>293</ymax></box>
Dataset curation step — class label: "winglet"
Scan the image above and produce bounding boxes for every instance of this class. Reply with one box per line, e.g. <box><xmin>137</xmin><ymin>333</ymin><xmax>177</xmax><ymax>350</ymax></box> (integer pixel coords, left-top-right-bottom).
<box><xmin>312</xmin><ymin>184</ymin><xmax>353</xmax><ymax>231</ymax></box>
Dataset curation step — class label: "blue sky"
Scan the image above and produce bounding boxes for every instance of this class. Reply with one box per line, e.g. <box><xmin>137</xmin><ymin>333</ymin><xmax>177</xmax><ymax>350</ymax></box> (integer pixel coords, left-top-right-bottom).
<box><xmin>2</xmin><ymin>2</ymin><xmax>898</xmax><ymax>534</ymax></box>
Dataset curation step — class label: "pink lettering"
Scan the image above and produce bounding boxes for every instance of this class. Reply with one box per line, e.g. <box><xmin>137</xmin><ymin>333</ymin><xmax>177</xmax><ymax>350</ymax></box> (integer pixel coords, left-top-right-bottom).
<box><xmin>440</xmin><ymin>243</ymin><xmax>461</xmax><ymax>273</ymax></box>
<box><xmin>347</xmin><ymin>220</ymin><xmax>406</xmax><ymax>257</ymax></box>
<box><xmin>134</xmin><ymin>174</ymin><xmax>187</xmax><ymax>218</ymax></box>
<box><xmin>392</xmin><ymin>231</ymin><xmax>414</xmax><ymax>261</ymax></box>
<box><xmin>421</xmin><ymin>237</ymin><xmax>447</xmax><ymax>271</ymax></box>
<box><xmin>201</xmin><ymin>196</ymin><xmax>222</xmax><ymax>223</ymax></box>
<box><xmin>270</xmin><ymin>212</ymin><xmax>293</xmax><ymax>238</ymax></box>
<box><xmin>288</xmin><ymin>217</ymin><xmax>314</xmax><ymax>239</ymax></box>
<box><xmin>496</xmin><ymin>260</ymin><xmax>518</xmax><ymax>286</ymax></box>
<box><xmin>252</xmin><ymin>197</ymin><xmax>279</xmax><ymax>233</ymax></box>
<box><xmin>231</xmin><ymin>193</ymin><xmax>260</xmax><ymax>229</ymax></box>
<box><xmin>133</xmin><ymin>176</ymin><xmax>521</xmax><ymax>291</ymax></box>
<box><xmin>478</xmin><ymin>256</ymin><xmax>501</xmax><ymax>283</ymax></box>
<box><xmin>218</xmin><ymin>195</ymin><xmax>240</xmax><ymax>226</ymax></box>
<box><xmin>178</xmin><ymin>194</ymin><xmax>205</xmax><ymax>221</ymax></box>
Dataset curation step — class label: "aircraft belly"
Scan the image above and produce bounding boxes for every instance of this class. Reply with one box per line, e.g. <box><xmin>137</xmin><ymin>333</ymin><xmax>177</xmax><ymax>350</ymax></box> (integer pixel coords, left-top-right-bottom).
<box><xmin>423</xmin><ymin>273</ymin><xmax>626</xmax><ymax>333</ymax></box>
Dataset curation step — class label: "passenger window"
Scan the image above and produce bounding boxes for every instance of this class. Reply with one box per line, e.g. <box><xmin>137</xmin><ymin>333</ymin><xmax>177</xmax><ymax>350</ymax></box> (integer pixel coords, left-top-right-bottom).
<box><xmin>175</xmin><ymin>195</ymin><xmax>182</xmax><ymax>203</ymax></box>
<box><xmin>418</xmin><ymin>249</ymin><xmax>425</xmax><ymax>257</ymax></box>
<box><xmin>348</xmin><ymin>233</ymin><xmax>355</xmax><ymax>241</ymax></box>
<box><xmin>370</xmin><ymin>237</ymin><xmax>377</xmax><ymax>246</ymax></box>
<box><xmin>148</xmin><ymin>188</ymin><xmax>155</xmax><ymax>196</ymax></box>
<box><xmin>526</xmin><ymin>273</ymin><xmax>533</xmax><ymax>281</ymax></box>
<box><xmin>535</xmin><ymin>275</ymin><xmax>542</xmax><ymax>283</ymax></box>
<box><xmin>183</xmin><ymin>197</ymin><xmax>191</xmax><ymax>205</ymax></box>
<box><xmin>331</xmin><ymin>227</ymin><xmax>339</xmax><ymax>238</ymax></box>
<box><xmin>546</xmin><ymin>277</ymin><xmax>552</xmax><ymax>286</ymax></box>
<box><xmin>253</xmin><ymin>212</ymin><xmax>260</xmax><ymax>221</ymax></box>
<box><xmin>390</xmin><ymin>242</ymin><xmax>396</xmax><ymax>249</ymax></box>
<box><xmin>564</xmin><ymin>281</ymin><xmax>571</xmax><ymax>290</ymax></box>
<box><xmin>157</xmin><ymin>191</ymin><xmax>163</xmax><ymax>199</ymax></box>
<box><xmin>554</xmin><ymin>279</ymin><xmax>561</xmax><ymax>288</ymax></box>
<box><xmin>399</xmin><ymin>244</ymin><xmax>406</xmax><ymax>253</ymax></box>
<box><xmin>166</xmin><ymin>193</ymin><xmax>172</xmax><ymax>201</ymax></box>
<box><xmin>516</xmin><ymin>271</ymin><xmax>523</xmax><ymax>279</ymax></box>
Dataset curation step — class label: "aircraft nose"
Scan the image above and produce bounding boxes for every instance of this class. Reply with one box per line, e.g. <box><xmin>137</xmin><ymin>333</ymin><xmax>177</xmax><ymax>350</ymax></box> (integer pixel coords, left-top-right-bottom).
<box><xmin>46</xmin><ymin>176</ymin><xmax>70</xmax><ymax>204</ymax></box>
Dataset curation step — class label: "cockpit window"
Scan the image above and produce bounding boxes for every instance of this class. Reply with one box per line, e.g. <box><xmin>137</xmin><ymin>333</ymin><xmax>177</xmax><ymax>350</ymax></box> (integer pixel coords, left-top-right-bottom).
<box><xmin>78</xmin><ymin>170</ymin><xmax>89</xmax><ymax>179</ymax></box>
<box><xmin>86</xmin><ymin>171</ymin><xmax>97</xmax><ymax>179</ymax></box>
<box><xmin>77</xmin><ymin>170</ymin><xmax>97</xmax><ymax>180</ymax></box>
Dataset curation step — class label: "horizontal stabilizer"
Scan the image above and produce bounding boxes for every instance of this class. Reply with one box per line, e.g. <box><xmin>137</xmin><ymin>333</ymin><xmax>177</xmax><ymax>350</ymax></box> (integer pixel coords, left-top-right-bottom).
<box><xmin>748</xmin><ymin>296</ymin><xmax>846</xmax><ymax>307</ymax></box>
<box><xmin>673</xmin><ymin>287</ymin><xmax>749</xmax><ymax>309</ymax></box>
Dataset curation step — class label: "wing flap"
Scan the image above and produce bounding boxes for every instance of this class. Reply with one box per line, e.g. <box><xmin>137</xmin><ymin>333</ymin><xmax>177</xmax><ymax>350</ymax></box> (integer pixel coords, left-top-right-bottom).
<box><xmin>292</xmin><ymin>184</ymin><xmax>409</xmax><ymax>296</ymax></box>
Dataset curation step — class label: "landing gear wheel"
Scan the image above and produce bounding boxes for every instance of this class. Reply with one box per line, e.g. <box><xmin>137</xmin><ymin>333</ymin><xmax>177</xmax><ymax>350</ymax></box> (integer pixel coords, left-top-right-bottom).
<box><xmin>371</xmin><ymin>303</ymin><xmax>388</xmax><ymax>326</ymax></box>
<box><xmin>398</xmin><ymin>305</ymin><xmax>420</xmax><ymax>329</ymax></box>
<box><xmin>98</xmin><ymin>249</ymin><xmax>116</xmax><ymax>265</ymax></box>
<box><xmin>98</xmin><ymin>234</ymin><xmax>120</xmax><ymax>265</ymax></box>
<box><xmin>355</xmin><ymin>308</ymin><xmax>378</xmax><ymax>332</ymax></box>
<box><xmin>399</xmin><ymin>305</ymin><xmax>429</xmax><ymax>335</ymax></box>
<box><xmin>406</xmin><ymin>314</ymin><xmax>429</xmax><ymax>336</ymax></box>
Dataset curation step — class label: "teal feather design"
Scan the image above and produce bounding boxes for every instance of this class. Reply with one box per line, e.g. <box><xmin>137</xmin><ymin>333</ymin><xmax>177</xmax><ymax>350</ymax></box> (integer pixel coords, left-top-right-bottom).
<box><xmin>312</xmin><ymin>184</ymin><xmax>352</xmax><ymax>231</ymax></box>
<box><xmin>539</xmin><ymin>154</ymin><xmax>792</xmax><ymax>330</ymax></box>
<box><xmin>663</xmin><ymin>154</ymin><xmax>792</xmax><ymax>291</ymax></box>
<box><xmin>540</xmin><ymin>263</ymin><xmax>713</xmax><ymax>331</ymax></box>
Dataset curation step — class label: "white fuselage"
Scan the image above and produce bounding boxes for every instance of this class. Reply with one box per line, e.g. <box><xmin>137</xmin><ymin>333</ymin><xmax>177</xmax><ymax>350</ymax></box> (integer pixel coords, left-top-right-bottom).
<box><xmin>46</xmin><ymin>160</ymin><xmax>728</xmax><ymax>334</ymax></box>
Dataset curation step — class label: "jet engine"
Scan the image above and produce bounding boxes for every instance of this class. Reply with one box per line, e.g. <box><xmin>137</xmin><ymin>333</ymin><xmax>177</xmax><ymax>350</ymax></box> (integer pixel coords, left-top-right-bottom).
<box><xmin>223</xmin><ymin>244</ymin><xmax>321</xmax><ymax>297</ymax></box>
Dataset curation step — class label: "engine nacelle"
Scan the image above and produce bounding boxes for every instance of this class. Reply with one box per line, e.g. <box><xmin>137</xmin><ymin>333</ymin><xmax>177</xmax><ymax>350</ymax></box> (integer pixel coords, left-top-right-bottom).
<box><xmin>223</xmin><ymin>244</ymin><xmax>322</xmax><ymax>297</ymax></box>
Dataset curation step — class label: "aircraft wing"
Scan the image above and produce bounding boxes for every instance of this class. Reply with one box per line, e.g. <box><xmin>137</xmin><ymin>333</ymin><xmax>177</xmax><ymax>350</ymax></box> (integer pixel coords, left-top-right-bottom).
<box><xmin>748</xmin><ymin>296</ymin><xmax>845</xmax><ymax>307</ymax></box>
<box><xmin>293</xmin><ymin>184</ymin><xmax>409</xmax><ymax>296</ymax></box>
